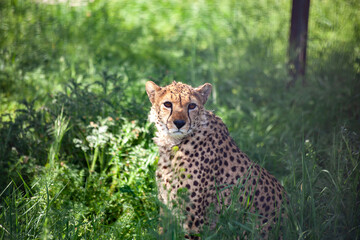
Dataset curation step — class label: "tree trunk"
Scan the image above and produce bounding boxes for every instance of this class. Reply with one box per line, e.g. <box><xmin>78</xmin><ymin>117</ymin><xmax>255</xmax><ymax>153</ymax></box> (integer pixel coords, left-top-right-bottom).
<box><xmin>287</xmin><ymin>0</ymin><xmax>310</xmax><ymax>88</ymax></box>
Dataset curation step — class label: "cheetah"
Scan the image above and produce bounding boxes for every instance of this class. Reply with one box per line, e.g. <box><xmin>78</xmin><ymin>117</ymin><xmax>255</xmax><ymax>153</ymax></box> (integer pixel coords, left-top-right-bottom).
<box><xmin>146</xmin><ymin>81</ymin><xmax>287</xmax><ymax>239</ymax></box>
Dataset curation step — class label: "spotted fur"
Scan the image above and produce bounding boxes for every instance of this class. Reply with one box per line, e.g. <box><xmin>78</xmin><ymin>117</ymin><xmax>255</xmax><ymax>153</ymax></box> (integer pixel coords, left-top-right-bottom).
<box><xmin>146</xmin><ymin>81</ymin><xmax>287</xmax><ymax>238</ymax></box>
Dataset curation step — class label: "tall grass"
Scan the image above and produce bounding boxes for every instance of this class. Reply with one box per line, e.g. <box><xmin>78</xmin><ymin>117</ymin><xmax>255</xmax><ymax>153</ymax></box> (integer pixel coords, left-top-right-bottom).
<box><xmin>48</xmin><ymin>110</ymin><xmax>70</xmax><ymax>168</ymax></box>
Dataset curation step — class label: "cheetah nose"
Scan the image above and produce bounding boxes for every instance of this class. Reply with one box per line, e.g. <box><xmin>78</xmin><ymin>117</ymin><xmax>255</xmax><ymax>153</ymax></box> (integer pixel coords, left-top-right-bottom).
<box><xmin>173</xmin><ymin>120</ymin><xmax>186</xmax><ymax>129</ymax></box>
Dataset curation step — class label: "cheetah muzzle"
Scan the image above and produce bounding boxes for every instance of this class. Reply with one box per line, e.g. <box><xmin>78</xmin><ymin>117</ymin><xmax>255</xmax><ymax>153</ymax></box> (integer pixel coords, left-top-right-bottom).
<box><xmin>146</xmin><ymin>81</ymin><xmax>287</xmax><ymax>239</ymax></box>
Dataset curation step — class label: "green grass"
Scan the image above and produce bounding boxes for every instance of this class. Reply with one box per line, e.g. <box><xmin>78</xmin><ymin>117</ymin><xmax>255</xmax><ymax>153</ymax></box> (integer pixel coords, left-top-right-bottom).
<box><xmin>1</xmin><ymin>0</ymin><xmax>359</xmax><ymax>239</ymax></box>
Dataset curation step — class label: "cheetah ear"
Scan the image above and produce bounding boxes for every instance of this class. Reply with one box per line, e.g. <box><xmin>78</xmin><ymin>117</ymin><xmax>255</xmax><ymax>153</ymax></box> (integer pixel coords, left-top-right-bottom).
<box><xmin>146</xmin><ymin>81</ymin><xmax>161</xmax><ymax>104</ymax></box>
<box><xmin>195</xmin><ymin>83</ymin><xmax>212</xmax><ymax>104</ymax></box>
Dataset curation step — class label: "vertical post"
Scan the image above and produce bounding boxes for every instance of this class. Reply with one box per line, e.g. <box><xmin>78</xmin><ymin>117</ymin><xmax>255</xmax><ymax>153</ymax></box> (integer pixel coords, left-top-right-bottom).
<box><xmin>288</xmin><ymin>0</ymin><xmax>310</xmax><ymax>88</ymax></box>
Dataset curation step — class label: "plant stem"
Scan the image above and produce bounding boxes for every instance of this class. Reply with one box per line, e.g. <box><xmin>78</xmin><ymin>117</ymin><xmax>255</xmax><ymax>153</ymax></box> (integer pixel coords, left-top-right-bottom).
<box><xmin>90</xmin><ymin>146</ymin><xmax>99</xmax><ymax>173</ymax></box>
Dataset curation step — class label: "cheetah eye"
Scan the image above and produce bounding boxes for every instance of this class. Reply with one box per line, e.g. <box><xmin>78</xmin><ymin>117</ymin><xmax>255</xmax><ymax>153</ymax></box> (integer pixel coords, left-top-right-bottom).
<box><xmin>163</xmin><ymin>101</ymin><xmax>172</xmax><ymax>108</ymax></box>
<box><xmin>188</xmin><ymin>103</ymin><xmax>197</xmax><ymax>110</ymax></box>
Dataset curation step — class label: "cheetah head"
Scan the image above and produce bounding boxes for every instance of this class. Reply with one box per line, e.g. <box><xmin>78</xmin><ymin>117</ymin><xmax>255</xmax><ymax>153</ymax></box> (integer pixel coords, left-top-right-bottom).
<box><xmin>146</xmin><ymin>81</ymin><xmax>212</xmax><ymax>141</ymax></box>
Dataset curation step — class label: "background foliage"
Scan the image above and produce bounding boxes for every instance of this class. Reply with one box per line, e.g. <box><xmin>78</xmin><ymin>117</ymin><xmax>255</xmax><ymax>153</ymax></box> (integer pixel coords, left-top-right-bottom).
<box><xmin>0</xmin><ymin>0</ymin><xmax>359</xmax><ymax>239</ymax></box>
